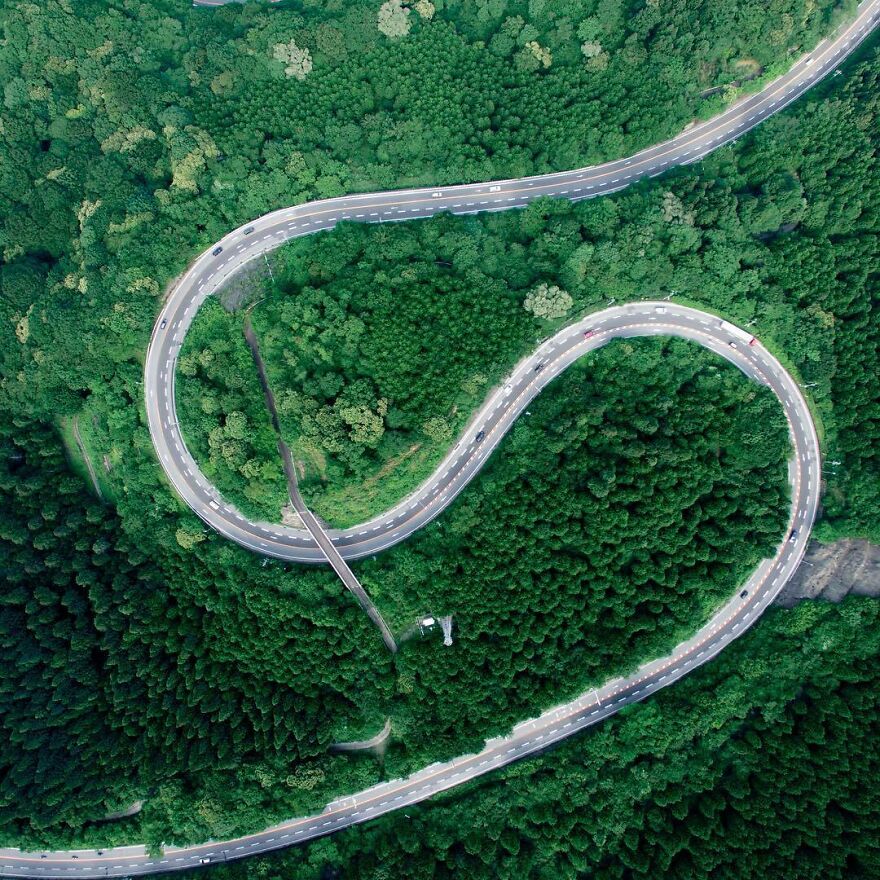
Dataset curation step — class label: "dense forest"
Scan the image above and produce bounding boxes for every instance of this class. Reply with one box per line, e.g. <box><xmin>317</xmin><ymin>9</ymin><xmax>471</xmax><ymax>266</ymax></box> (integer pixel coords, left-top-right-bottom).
<box><xmin>184</xmin><ymin>41</ymin><xmax>880</xmax><ymax>538</ymax></box>
<box><xmin>365</xmin><ymin>339</ymin><xmax>791</xmax><ymax>765</ymax></box>
<box><xmin>176</xmin><ymin>298</ymin><xmax>288</xmax><ymax>521</ymax></box>
<box><xmin>0</xmin><ymin>0</ymin><xmax>878</xmax><ymax>865</ymax></box>
<box><xmin>204</xmin><ymin>597</ymin><xmax>880</xmax><ymax>880</ymax></box>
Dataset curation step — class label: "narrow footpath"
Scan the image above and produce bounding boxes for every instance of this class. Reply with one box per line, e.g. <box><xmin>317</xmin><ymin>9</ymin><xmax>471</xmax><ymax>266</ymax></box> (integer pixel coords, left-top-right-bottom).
<box><xmin>71</xmin><ymin>417</ymin><xmax>103</xmax><ymax>501</ymax></box>
<box><xmin>330</xmin><ymin>718</ymin><xmax>393</xmax><ymax>755</ymax></box>
<box><xmin>242</xmin><ymin>321</ymin><xmax>399</xmax><ymax>654</ymax></box>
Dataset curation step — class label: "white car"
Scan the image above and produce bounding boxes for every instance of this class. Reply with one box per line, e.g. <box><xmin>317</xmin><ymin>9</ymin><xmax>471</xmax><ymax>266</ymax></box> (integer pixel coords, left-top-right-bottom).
<box><xmin>489</xmin><ymin>185</ymin><xmax>502</xmax><ymax>192</ymax></box>
<box><xmin>431</xmin><ymin>192</ymin><xmax>442</xmax><ymax>198</ymax></box>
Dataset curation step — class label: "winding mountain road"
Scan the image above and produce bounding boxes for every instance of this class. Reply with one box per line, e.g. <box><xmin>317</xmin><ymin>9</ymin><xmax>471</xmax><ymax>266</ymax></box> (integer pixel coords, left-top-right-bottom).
<box><xmin>144</xmin><ymin>0</ymin><xmax>876</xmax><ymax>564</ymax></box>
<box><xmin>1</xmin><ymin>1</ymin><xmax>876</xmax><ymax>876</ymax></box>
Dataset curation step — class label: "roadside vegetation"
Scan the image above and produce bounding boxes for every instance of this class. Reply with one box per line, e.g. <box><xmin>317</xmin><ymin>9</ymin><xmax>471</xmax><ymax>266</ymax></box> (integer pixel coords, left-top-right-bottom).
<box><xmin>186</xmin><ymin>50</ymin><xmax>880</xmax><ymax>537</ymax></box>
<box><xmin>246</xmin><ymin>223</ymin><xmax>537</xmax><ymax>525</ymax></box>
<box><xmin>0</xmin><ymin>0</ymin><xmax>877</xmax><ymax>863</ymax></box>
<box><xmin>190</xmin><ymin>0</ymin><xmax>853</xmax><ymax>199</ymax></box>
<box><xmin>0</xmin><ymin>420</ymin><xmax>395</xmax><ymax>850</ymax></box>
<box><xmin>205</xmin><ymin>596</ymin><xmax>880</xmax><ymax>880</ymax></box>
<box><xmin>176</xmin><ymin>299</ymin><xmax>288</xmax><ymax>521</ymax></box>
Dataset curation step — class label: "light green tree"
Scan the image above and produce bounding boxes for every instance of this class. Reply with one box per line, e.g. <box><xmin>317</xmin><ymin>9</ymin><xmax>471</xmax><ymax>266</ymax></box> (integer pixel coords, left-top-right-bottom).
<box><xmin>422</xmin><ymin>415</ymin><xmax>453</xmax><ymax>443</ymax></box>
<box><xmin>272</xmin><ymin>40</ymin><xmax>313</xmax><ymax>80</ymax></box>
<box><xmin>524</xmin><ymin>283</ymin><xmax>573</xmax><ymax>320</ymax></box>
<box><xmin>378</xmin><ymin>0</ymin><xmax>411</xmax><ymax>38</ymax></box>
<box><xmin>340</xmin><ymin>404</ymin><xmax>385</xmax><ymax>447</ymax></box>
<box><xmin>581</xmin><ymin>41</ymin><xmax>610</xmax><ymax>71</ymax></box>
<box><xmin>175</xmin><ymin>525</ymin><xmax>206</xmax><ymax>550</ymax></box>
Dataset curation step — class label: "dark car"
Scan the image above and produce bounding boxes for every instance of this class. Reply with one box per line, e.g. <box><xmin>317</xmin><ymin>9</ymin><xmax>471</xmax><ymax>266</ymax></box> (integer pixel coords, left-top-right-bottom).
<box><xmin>243</xmin><ymin>226</ymin><xmax>255</xmax><ymax>235</ymax></box>
<box><xmin>740</xmin><ymin>590</ymin><xmax>748</xmax><ymax>599</ymax></box>
<box><xmin>534</xmin><ymin>362</ymin><xmax>545</xmax><ymax>373</ymax></box>
<box><xmin>212</xmin><ymin>246</ymin><xmax>223</xmax><ymax>256</ymax></box>
<box><xmin>475</xmin><ymin>430</ymin><xmax>485</xmax><ymax>442</ymax></box>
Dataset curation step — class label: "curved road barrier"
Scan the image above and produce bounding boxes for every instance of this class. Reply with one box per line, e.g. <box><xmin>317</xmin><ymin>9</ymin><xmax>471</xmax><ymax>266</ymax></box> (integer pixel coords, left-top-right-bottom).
<box><xmin>3</xmin><ymin>1</ymin><xmax>877</xmax><ymax>875</ymax></box>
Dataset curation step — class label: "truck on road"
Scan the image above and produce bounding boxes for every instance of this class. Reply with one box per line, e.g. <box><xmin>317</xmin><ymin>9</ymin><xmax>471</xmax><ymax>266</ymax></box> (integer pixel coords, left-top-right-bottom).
<box><xmin>719</xmin><ymin>319</ymin><xmax>757</xmax><ymax>346</ymax></box>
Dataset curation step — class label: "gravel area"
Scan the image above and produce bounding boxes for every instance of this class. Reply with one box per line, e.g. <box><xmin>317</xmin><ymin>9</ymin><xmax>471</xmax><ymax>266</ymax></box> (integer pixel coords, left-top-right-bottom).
<box><xmin>217</xmin><ymin>258</ymin><xmax>274</xmax><ymax>312</ymax></box>
<box><xmin>775</xmin><ymin>539</ymin><xmax>880</xmax><ymax>607</ymax></box>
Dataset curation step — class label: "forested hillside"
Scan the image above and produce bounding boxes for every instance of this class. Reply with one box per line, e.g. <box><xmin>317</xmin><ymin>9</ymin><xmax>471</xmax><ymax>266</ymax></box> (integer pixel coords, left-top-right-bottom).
<box><xmin>183</xmin><ymin>42</ymin><xmax>880</xmax><ymax>538</ymax></box>
<box><xmin>204</xmin><ymin>598</ymin><xmax>880</xmax><ymax>880</ymax></box>
<box><xmin>0</xmin><ymin>0</ymin><xmax>878</xmax><ymax>864</ymax></box>
<box><xmin>0</xmin><ymin>337</ymin><xmax>792</xmax><ymax>847</ymax></box>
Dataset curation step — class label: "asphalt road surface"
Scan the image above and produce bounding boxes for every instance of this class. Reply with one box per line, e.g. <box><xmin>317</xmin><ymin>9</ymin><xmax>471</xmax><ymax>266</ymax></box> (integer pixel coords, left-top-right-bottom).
<box><xmin>1</xmin><ymin>2</ymin><xmax>875</xmax><ymax>875</ymax></box>
<box><xmin>143</xmin><ymin>0</ymin><xmax>875</xmax><ymax>565</ymax></box>
<box><xmin>0</xmin><ymin>334</ymin><xmax>820</xmax><ymax>875</ymax></box>
<box><xmin>152</xmin><ymin>302</ymin><xmax>819</xmax><ymax>567</ymax></box>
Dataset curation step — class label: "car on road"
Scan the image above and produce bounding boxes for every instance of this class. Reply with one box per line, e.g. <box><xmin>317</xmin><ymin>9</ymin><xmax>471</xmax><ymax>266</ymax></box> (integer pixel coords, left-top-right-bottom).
<box><xmin>728</xmin><ymin>341</ymin><xmax>738</xmax><ymax>348</ymax></box>
<box><xmin>740</xmin><ymin>590</ymin><xmax>748</xmax><ymax>598</ymax></box>
<box><xmin>534</xmin><ymin>362</ymin><xmax>545</xmax><ymax>373</ymax></box>
<box><xmin>431</xmin><ymin>192</ymin><xmax>443</xmax><ymax>198</ymax></box>
<box><xmin>199</xmin><ymin>857</ymin><xmax>212</xmax><ymax>864</ymax></box>
<box><xmin>212</xmin><ymin>246</ymin><xmax>223</xmax><ymax>256</ymax></box>
<box><xmin>788</xmin><ymin>529</ymin><xmax>798</xmax><ymax>543</ymax></box>
<box><xmin>584</xmin><ymin>329</ymin><xmax>596</xmax><ymax>339</ymax></box>
<box><xmin>475</xmin><ymin>430</ymin><xmax>485</xmax><ymax>442</ymax></box>
<box><xmin>243</xmin><ymin>226</ymin><xmax>255</xmax><ymax>235</ymax></box>
<box><xmin>489</xmin><ymin>185</ymin><xmax>501</xmax><ymax>192</ymax></box>
<box><xmin>654</xmin><ymin>306</ymin><xmax>666</xmax><ymax>314</ymax></box>
<box><xmin>159</xmin><ymin>318</ymin><xmax>167</xmax><ymax>329</ymax></box>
